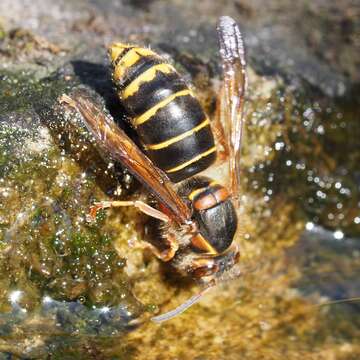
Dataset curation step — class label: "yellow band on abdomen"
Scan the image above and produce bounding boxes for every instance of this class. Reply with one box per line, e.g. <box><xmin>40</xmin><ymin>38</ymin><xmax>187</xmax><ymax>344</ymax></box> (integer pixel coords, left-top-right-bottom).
<box><xmin>166</xmin><ymin>146</ymin><xmax>217</xmax><ymax>174</ymax></box>
<box><xmin>122</xmin><ymin>63</ymin><xmax>174</xmax><ymax>99</ymax></box>
<box><xmin>113</xmin><ymin>47</ymin><xmax>159</xmax><ymax>80</ymax></box>
<box><xmin>145</xmin><ymin>118</ymin><xmax>210</xmax><ymax>150</ymax></box>
<box><xmin>188</xmin><ymin>187</ymin><xmax>207</xmax><ymax>201</ymax></box>
<box><xmin>133</xmin><ymin>89</ymin><xmax>193</xmax><ymax>126</ymax></box>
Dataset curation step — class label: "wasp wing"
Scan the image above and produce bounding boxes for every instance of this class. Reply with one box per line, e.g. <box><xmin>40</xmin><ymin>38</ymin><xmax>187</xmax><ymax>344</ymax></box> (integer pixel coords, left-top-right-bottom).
<box><xmin>217</xmin><ymin>16</ymin><xmax>247</xmax><ymax>206</ymax></box>
<box><xmin>61</xmin><ymin>90</ymin><xmax>191</xmax><ymax>224</ymax></box>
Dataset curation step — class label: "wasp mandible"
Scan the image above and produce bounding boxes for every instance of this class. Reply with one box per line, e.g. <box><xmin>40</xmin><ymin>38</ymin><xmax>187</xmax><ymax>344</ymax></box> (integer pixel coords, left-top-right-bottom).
<box><xmin>61</xmin><ymin>16</ymin><xmax>247</xmax><ymax>322</ymax></box>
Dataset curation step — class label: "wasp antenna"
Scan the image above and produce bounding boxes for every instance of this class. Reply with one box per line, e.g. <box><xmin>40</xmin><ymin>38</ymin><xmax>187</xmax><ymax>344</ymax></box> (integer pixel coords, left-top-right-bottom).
<box><xmin>151</xmin><ymin>286</ymin><xmax>214</xmax><ymax>323</ymax></box>
<box><xmin>316</xmin><ymin>296</ymin><xmax>360</xmax><ymax>307</ymax></box>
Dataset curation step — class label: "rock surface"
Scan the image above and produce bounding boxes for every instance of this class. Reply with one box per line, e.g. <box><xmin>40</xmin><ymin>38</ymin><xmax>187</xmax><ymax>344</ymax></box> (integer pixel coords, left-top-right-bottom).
<box><xmin>0</xmin><ymin>0</ymin><xmax>359</xmax><ymax>358</ymax></box>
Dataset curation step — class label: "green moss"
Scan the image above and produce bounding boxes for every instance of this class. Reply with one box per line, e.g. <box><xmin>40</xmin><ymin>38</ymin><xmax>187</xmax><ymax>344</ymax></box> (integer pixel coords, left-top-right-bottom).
<box><xmin>0</xmin><ymin>96</ymin><xmax>143</xmax><ymax>318</ymax></box>
<box><xmin>0</xmin><ymin>71</ymin><xmax>41</xmax><ymax>113</ymax></box>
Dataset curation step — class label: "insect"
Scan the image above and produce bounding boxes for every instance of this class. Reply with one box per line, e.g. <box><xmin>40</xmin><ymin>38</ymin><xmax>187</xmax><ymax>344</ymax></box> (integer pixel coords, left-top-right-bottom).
<box><xmin>61</xmin><ymin>16</ymin><xmax>247</xmax><ymax>321</ymax></box>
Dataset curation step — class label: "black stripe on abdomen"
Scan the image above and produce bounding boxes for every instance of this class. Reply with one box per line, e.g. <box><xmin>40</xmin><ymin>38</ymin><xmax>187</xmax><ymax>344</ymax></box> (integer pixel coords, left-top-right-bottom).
<box><xmin>166</xmin><ymin>150</ymin><xmax>216</xmax><ymax>182</ymax></box>
<box><xmin>112</xmin><ymin>46</ymin><xmax>132</xmax><ymax>67</ymax></box>
<box><xmin>137</xmin><ymin>94</ymin><xmax>205</xmax><ymax>144</ymax></box>
<box><xmin>122</xmin><ymin>69</ymin><xmax>188</xmax><ymax>116</ymax></box>
<box><xmin>146</xmin><ymin>126</ymin><xmax>214</xmax><ymax>171</ymax></box>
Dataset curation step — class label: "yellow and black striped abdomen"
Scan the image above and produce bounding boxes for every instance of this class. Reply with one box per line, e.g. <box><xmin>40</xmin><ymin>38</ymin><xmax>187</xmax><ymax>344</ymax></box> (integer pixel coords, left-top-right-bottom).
<box><xmin>109</xmin><ymin>43</ymin><xmax>216</xmax><ymax>182</ymax></box>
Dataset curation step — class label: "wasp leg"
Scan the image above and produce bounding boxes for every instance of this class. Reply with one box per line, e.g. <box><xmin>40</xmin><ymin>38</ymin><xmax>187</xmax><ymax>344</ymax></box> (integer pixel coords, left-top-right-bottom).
<box><xmin>143</xmin><ymin>233</ymin><xmax>179</xmax><ymax>262</ymax></box>
<box><xmin>89</xmin><ymin>200</ymin><xmax>170</xmax><ymax>222</ymax></box>
<box><xmin>89</xmin><ymin>200</ymin><xmax>177</xmax><ymax>261</ymax></box>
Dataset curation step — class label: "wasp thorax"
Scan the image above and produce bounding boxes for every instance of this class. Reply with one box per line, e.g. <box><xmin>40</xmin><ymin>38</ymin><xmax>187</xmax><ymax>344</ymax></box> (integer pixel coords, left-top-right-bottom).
<box><xmin>181</xmin><ymin>177</ymin><xmax>238</xmax><ymax>255</ymax></box>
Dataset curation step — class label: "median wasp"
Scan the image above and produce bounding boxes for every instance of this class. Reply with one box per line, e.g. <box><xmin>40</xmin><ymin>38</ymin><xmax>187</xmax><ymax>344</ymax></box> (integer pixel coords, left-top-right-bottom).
<box><xmin>61</xmin><ymin>16</ymin><xmax>247</xmax><ymax>322</ymax></box>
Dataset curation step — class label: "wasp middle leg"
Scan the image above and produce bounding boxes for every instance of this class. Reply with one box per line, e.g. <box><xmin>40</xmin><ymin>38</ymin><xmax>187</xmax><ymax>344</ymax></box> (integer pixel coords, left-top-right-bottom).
<box><xmin>89</xmin><ymin>200</ymin><xmax>178</xmax><ymax>261</ymax></box>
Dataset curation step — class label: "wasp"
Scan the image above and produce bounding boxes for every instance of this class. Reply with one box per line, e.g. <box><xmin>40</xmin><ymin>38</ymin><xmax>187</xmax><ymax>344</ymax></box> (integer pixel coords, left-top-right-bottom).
<box><xmin>61</xmin><ymin>16</ymin><xmax>247</xmax><ymax>322</ymax></box>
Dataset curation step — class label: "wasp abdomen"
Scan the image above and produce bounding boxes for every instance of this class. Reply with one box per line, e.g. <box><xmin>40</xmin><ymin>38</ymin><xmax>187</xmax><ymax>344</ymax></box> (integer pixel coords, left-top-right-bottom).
<box><xmin>109</xmin><ymin>44</ymin><xmax>216</xmax><ymax>182</ymax></box>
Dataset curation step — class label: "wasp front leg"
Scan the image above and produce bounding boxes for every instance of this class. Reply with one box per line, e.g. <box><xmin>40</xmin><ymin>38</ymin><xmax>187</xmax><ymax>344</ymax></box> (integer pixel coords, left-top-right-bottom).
<box><xmin>143</xmin><ymin>232</ymin><xmax>179</xmax><ymax>262</ymax></box>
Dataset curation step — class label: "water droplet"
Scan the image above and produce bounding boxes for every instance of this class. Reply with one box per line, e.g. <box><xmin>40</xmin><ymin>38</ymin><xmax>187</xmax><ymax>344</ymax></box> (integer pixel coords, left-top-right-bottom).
<box><xmin>333</xmin><ymin>230</ymin><xmax>344</xmax><ymax>240</ymax></box>
<box><xmin>335</xmin><ymin>182</ymin><xmax>342</xmax><ymax>189</ymax></box>
<box><xmin>316</xmin><ymin>125</ymin><xmax>325</xmax><ymax>134</ymax></box>
<box><xmin>305</xmin><ymin>222</ymin><xmax>314</xmax><ymax>231</ymax></box>
<box><xmin>42</xmin><ymin>296</ymin><xmax>53</xmax><ymax>304</ymax></box>
<box><xmin>316</xmin><ymin>190</ymin><xmax>326</xmax><ymax>199</ymax></box>
<box><xmin>9</xmin><ymin>290</ymin><xmax>23</xmax><ymax>304</ymax></box>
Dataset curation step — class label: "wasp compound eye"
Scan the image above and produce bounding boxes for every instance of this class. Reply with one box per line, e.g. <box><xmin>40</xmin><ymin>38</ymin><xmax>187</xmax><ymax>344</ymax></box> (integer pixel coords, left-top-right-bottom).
<box><xmin>192</xmin><ymin>263</ymin><xmax>219</xmax><ymax>278</ymax></box>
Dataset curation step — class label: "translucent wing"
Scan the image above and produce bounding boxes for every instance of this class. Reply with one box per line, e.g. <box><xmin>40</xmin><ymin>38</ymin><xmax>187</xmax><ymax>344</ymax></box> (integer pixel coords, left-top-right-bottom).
<box><xmin>217</xmin><ymin>16</ymin><xmax>247</xmax><ymax>206</ymax></box>
<box><xmin>60</xmin><ymin>90</ymin><xmax>191</xmax><ymax>224</ymax></box>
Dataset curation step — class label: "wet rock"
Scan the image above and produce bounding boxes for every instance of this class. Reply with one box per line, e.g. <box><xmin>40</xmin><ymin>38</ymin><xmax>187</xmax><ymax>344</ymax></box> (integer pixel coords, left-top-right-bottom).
<box><xmin>288</xmin><ymin>226</ymin><xmax>360</xmax><ymax>301</ymax></box>
<box><xmin>0</xmin><ymin>0</ymin><xmax>359</xmax><ymax>359</ymax></box>
<box><xmin>0</xmin><ymin>71</ymin><xmax>146</xmax><ymax>352</ymax></box>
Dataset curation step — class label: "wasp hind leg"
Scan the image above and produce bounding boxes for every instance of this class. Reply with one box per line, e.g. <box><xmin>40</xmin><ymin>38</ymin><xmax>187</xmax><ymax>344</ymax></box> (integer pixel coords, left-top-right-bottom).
<box><xmin>88</xmin><ymin>200</ymin><xmax>170</xmax><ymax>222</ymax></box>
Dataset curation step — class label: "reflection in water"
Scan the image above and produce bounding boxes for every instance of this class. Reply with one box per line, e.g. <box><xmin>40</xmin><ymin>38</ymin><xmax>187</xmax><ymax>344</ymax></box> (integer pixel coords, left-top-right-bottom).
<box><xmin>0</xmin><ymin>293</ymin><xmax>140</xmax><ymax>337</ymax></box>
